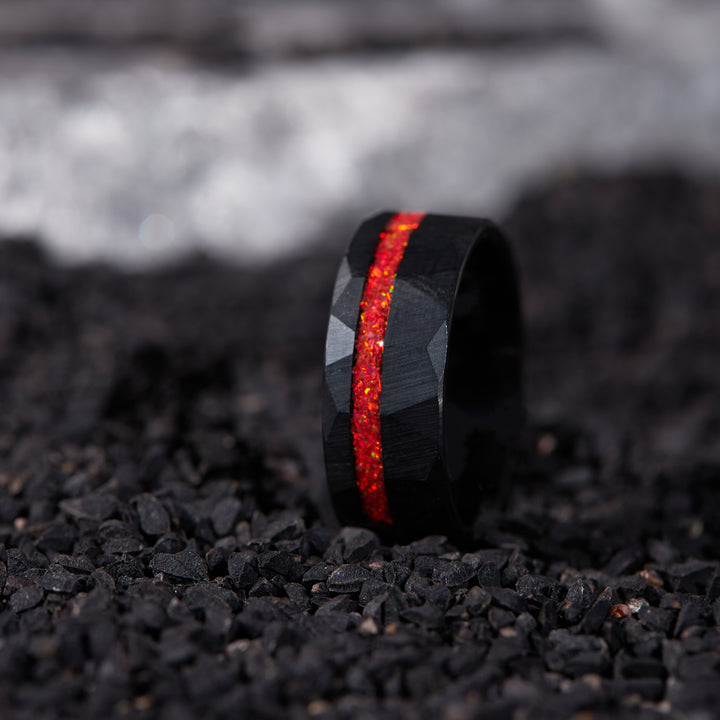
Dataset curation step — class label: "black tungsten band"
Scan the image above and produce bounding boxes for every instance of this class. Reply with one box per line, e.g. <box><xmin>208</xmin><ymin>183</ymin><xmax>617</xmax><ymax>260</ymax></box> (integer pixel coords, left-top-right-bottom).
<box><xmin>322</xmin><ymin>212</ymin><xmax>523</xmax><ymax>544</ymax></box>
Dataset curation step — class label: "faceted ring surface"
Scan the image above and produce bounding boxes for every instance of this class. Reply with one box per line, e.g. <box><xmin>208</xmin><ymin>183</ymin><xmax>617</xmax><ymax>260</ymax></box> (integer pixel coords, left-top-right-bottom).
<box><xmin>322</xmin><ymin>212</ymin><xmax>523</xmax><ymax>544</ymax></box>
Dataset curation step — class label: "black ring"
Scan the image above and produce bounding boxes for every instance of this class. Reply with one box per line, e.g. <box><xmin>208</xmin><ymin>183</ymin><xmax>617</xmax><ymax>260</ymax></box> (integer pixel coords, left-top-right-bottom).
<box><xmin>322</xmin><ymin>212</ymin><xmax>523</xmax><ymax>544</ymax></box>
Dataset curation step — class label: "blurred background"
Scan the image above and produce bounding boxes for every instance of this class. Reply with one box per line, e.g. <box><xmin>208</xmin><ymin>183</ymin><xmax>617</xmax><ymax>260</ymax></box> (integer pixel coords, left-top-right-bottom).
<box><xmin>1</xmin><ymin>0</ymin><xmax>719</xmax><ymax>267</ymax></box>
<box><xmin>1</xmin><ymin>0</ymin><xmax>719</xmax><ymax>502</ymax></box>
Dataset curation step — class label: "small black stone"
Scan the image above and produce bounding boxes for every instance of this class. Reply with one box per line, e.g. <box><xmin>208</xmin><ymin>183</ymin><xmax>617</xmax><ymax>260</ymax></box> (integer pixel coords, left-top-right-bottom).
<box><xmin>150</xmin><ymin>549</ymin><xmax>209</xmax><ymax>582</ymax></box>
<box><xmin>577</xmin><ymin>586</ymin><xmax>614</xmax><ymax>633</ymax></box>
<box><xmin>669</xmin><ymin>561</ymin><xmax>717</xmax><ymax>595</ymax></box>
<box><xmin>39</xmin><ymin>565</ymin><xmax>79</xmax><ymax>595</ymax></box>
<box><xmin>358</xmin><ymin>579</ymin><xmax>394</xmax><ymax>606</ymax></box>
<box><xmin>615</xmin><ymin>650</ymin><xmax>667</xmax><ymax>680</ymax></box>
<box><xmin>136</xmin><ymin>494</ymin><xmax>171</xmax><ymax>536</ymax></box>
<box><xmin>53</xmin><ymin>554</ymin><xmax>95</xmax><ymax>574</ymax></box>
<box><xmin>228</xmin><ymin>552</ymin><xmax>259</xmax><ymax>589</ymax></box>
<box><xmin>59</xmin><ymin>494</ymin><xmax>117</xmax><ymax>522</ymax></box>
<box><xmin>257</xmin><ymin>551</ymin><xmax>303</xmax><ymax>582</ymax></box>
<box><xmin>432</xmin><ymin>560</ymin><xmax>474</xmax><ymax>588</ymax></box>
<box><xmin>263</xmin><ymin>514</ymin><xmax>305</xmax><ymax>542</ymax></box>
<box><xmin>477</xmin><ymin>562</ymin><xmax>501</xmax><ymax>588</ymax></box>
<box><xmin>102</xmin><ymin>537</ymin><xmax>144</xmax><ymax>554</ymax></box>
<box><xmin>284</xmin><ymin>582</ymin><xmax>310</xmax><ymax>611</ymax></box>
<box><xmin>638</xmin><ymin>605</ymin><xmax>676</xmax><ymax>635</ymax></box>
<box><xmin>249</xmin><ymin>577</ymin><xmax>278</xmax><ymax>597</ymax></box>
<box><xmin>301</xmin><ymin>562</ymin><xmax>336</xmax><ymax>585</ymax></box>
<box><xmin>36</xmin><ymin>523</ymin><xmax>78</xmax><ymax>554</ymax></box>
<box><xmin>6</xmin><ymin>548</ymin><xmax>29</xmax><ymax>575</ymax></box>
<box><xmin>560</xmin><ymin>577</ymin><xmax>598</xmax><ymax>623</ymax></box>
<box><xmin>327</xmin><ymin>565</ymin><xmax>371</xmax><ymax>594</ymax></box>
<box><xmin>211</xmin><ymin>498</ymin><xmax>242</xmax><ymax>537</ymax></box>
<box><xmin>674</xmin><ymin>601</ymin><xmax>704</xmax><ymax>637</ymax></box>
<box><xmin>464</xmin><ymin>587</ymin><xmax>492</xmax><ymax>617</ymax></box>
<box><xmin>9</xmin><ymin>583</ymin><xmax>44</xmax><ymax>613</ymax></box>
<box><xmin>488</xmin><ymin>607</ymin><xmax>516</xmax><ymax>631</ymax></box>
<box><xmin>337</xmin><ymin>527</ymin><xmax>380</xmax><ymax>563</ymax></box>
<box><xmin>316</xmin><ymin>595</ymin><xmax>357</xmax><ymax>616</ymax></box>
<box><xmin>515</xmin><ymin>574</ymin><xmax>564</xmax><ymax>604</ymax></box>
<box><xmin>490</xmin><ymin>588</ymin><xmax>527</xmax><ymax>615</ymax></box>
<box><xmin>400</xmin><ymin>602</ymin><xmax>444</xmax><ymax>629</ymax></box>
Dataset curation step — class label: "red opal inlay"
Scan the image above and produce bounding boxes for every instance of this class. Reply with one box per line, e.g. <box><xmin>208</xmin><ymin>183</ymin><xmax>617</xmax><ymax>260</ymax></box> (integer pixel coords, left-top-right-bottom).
<box><xmin>351</xmin><ymin>212</ymin><xmax>425</xmax><ymax>526</ymax></box>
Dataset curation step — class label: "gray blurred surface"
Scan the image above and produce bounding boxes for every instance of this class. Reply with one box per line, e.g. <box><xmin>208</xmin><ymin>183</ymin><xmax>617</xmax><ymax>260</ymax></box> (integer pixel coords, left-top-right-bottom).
<box><xmin>1</xmin><ymin>0</ymin><xmax>719</xmax><ymax>266</ymax></box>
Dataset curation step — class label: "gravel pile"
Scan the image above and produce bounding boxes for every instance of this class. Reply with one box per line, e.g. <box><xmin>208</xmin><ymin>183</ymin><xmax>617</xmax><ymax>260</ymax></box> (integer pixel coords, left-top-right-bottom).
<box><xmin>0</xmin><ymin>172</ymin><xmax>719</xmax><ymax>718</ymax></box>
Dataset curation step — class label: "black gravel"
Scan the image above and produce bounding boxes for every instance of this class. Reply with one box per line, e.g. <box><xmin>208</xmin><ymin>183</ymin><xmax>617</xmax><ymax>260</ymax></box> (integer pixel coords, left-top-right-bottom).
<box><xmin>0</xmin><ymin>172</ymin><xmax>719</xmax><ymax>719</ymax></box>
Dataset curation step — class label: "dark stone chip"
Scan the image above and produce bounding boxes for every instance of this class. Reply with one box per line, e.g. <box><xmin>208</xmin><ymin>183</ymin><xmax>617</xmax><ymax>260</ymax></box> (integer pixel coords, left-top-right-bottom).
<box><xmin>102</xmin><ymin>537</ymin><xmax>144</xmax><ymax>554</ymax></box>
<box><xmin>59</xmin><ymin>494</ymin><xmax>117</xmax><ymax>522</ymax></box>
<box><xmin>385</xmin><ymin>561</ymin><xmax>411</xmax><ymax>587</ymax></box>
<box><xmin>501</xmin><ymin>564</ymin><xmax>528</xmax><ymax>588</ymax></box>
<box><xmin>36</xmin><ymin>523</ymin><xmax>78</xmax><ymax>554</ymax></box>
<box><xmin>306</xmin><ymin>527</ymin><xmax>335</xmax><ymax>555</ymax></box>
<box><xmin>674</xmin><ymin>601</ymin><xmax>704</xmax><ymax>637</ymax></box>
<box><xmin>301</xmin><ymin>562</ymin><xmax>336</xmax><ymax>585</ymax></box>
<box><xmin>358</xmin><ymin>579</ymin><xmax>394</xmax><ymax>606</ymax></box>
<box><xmin>211</xmin><ymin>497</ymin><xmax>242</xmax><ymax>537</ymax></box>
<box><xmin>560</xmin><ymin>577</ymin><xmax>598</xmax><ymax>623</ymax></box>
<box><xmin>486</xmin><ymin>636</ymin><xmax>528</xmax><ymax>665</ymax></box>
<box><xmin>53</xmin><ymin>554</ymin><xmax>95</xmax><ymax>574</ymax></box>
<box><xmin>577</xmin><ymin>586</ymin><xmax>614</xmax><ymax>634</ymax></box>
<box><xmin>154</xmin><ymin>533</ymin><xmax>186</xmax><ymax>554</ymax></box>
<box><xmin>399</xmin><ymin>602</ymin><xmax>445</xmax><ymax>629</ymax></box>
<box><xmin>136</xmin><ymin>494</ymin><xmax>171</xmax><ymax>536</ymax></box>
<box><xmin>249</xmin><ymin>577</ymin><xmax>278</xmax><ymax>597</ymax></box>
<box><xmin>464</xmin><ymin>587</ymin><xmax>492</xmax><ymax>617</ymax></box>
<box><xmin>263</xmin><ymin>514</ymin><xmax>305</xmax><ymax>542</ymax></box>
<box><xmin>546</xmin><ymin>629</ymin><xmax>610</xmax><ymax>676</ymax></box>
<box><xmin>477</xmin><ymin>562</ymin><xmax>501</xmax><ymax>588</ymax></box>
<box><xmin>706</xmin><ymin>574</ymin><xmax>720</xmax><ymax>603</ymax></box>
<box><xmin>432</xmin><ymin>560</ymin><xmax>474</xmax><ymax>588</ymax></box>
<box><xmin>515</xmin><ymin>574</ymin><xmax>565</xmax><ymax>604</ymax></box>
<box><xmin>257</xmin><ymin>551</ymin><xmax>303</xmax><ymax>581</ymax></box>
<box><xmin>316</xmin><ymin>594</ymin><xmax>357</xmax><ymax>616</ymax></box>
<box><xmin>39</xmin><ymin>565</ymin><xmax>79</xmax><ymax>595</ymax></box>
<box><xmin>538</xmin><ymin>599</ymin><xmax>559</xmax><ymax>633</ymax></box>
<box><xmin>669</xmin><ymin>560</ymin><xmax>717</xmax><ymax>595</ymax></box>
<box><xmin>284</xmin><ymin>582</ymin><xmax>310</xmax><ymax>611</ymax></box>
<box><xmin>6</xmin><ymin>548</ymin><xmax>29</xmax><ymax>575</ymax></box>
<box><xmin>150</xmin><ymin>549</ymin><xmax>209</xmax><ymax>582</ymax></box>
<box><xmin>236</xmin><ymin>597</ymin><xmax>293</xmax><ymax>638</ymax></box>
<box><xmin>206</xmin><ymin>547</ymin><xmax>227</xmax><ymax>577</ymax></box>
<box><xmin>488</xmin><ymin>607</ymin><xmax>516</xmax><ymax>631</ymax></box>
<box><xmin>327</xmin><ymin>564</ymin><xmax>371</xmax><ymax>594</ymax></box>
<box><xmin>337</xmin><ymin>527</ymin><xmax>380</xmax><ymax>563</ymax></box>
<box><xmin>607</xmin><ymin>678</ymin><xmax>665</xmax><ymax>703</ymax></box>
<box><xmin>9</xmin><ymin>583</ymin><xmax>44</xmax><ymax>613</ymax></box>
<box><xmin>615</xmin><ymin>650</ymin><xmax>667</xmax><ymax>680</ymax></box>
<box><xmin>603</xmin><ymin>546</ymin><xmax>644</xmax><ymax>576</ymax></box>
<box><xmin>228</xmin><ymin>551</ymin><xmax>259</xmax><ymax>588</ymax></box>
<box><xmin>676</xmin><ymin>651</ymin><xmax>720</xmax><ymax>681</ymax></box>
<box><xmin>638</xmin><ymin>605</ymin><xmax>675</xmax><ymax>635</ymax></box>
<box><xmin>490</xmin><ymin>588</ymin><xmax>527</xmax><ymax>615</ymax></box>
<box><xmin>405</xmin><ymin>573</ymin><xmax>451</xmax><ymax>610</ymax></box>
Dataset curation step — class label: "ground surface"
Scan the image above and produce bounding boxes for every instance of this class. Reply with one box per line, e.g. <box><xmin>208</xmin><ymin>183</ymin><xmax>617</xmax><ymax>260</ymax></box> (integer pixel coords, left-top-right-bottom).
<box><xmin>0</xmin><ymin>172</ymin><xmax>719</xmax><ymax>719</ymax></box>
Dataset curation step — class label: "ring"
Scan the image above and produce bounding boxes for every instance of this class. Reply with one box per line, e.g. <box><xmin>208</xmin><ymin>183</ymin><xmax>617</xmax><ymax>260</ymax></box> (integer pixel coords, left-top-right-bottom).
<box><xmin>322</xmin><ymin>212</ymin><xmax>523</xmax><ymax>544</ymax></box>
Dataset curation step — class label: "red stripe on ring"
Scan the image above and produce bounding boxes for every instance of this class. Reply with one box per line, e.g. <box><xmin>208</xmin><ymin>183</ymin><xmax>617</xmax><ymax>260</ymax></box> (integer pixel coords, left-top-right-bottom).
<box><xmin>351</xmin><ymin>212</ymin><xmax>425</xmax><ymax>526</ymax></box>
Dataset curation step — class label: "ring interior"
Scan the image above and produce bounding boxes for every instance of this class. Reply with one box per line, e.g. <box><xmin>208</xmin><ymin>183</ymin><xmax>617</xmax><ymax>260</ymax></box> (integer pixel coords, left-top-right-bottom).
<box><xmin>443</xmin><ymin>226</ymin><xmax>523</xmax><ymax>526</ymax></box>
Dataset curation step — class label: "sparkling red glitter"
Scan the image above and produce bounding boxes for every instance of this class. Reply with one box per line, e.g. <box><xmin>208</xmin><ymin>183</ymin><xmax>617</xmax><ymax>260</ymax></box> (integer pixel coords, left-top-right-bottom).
<box><xmin>351</xmin><ymin>212</ymin><xmax>425</xmax><ymax>526</ymax></box>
